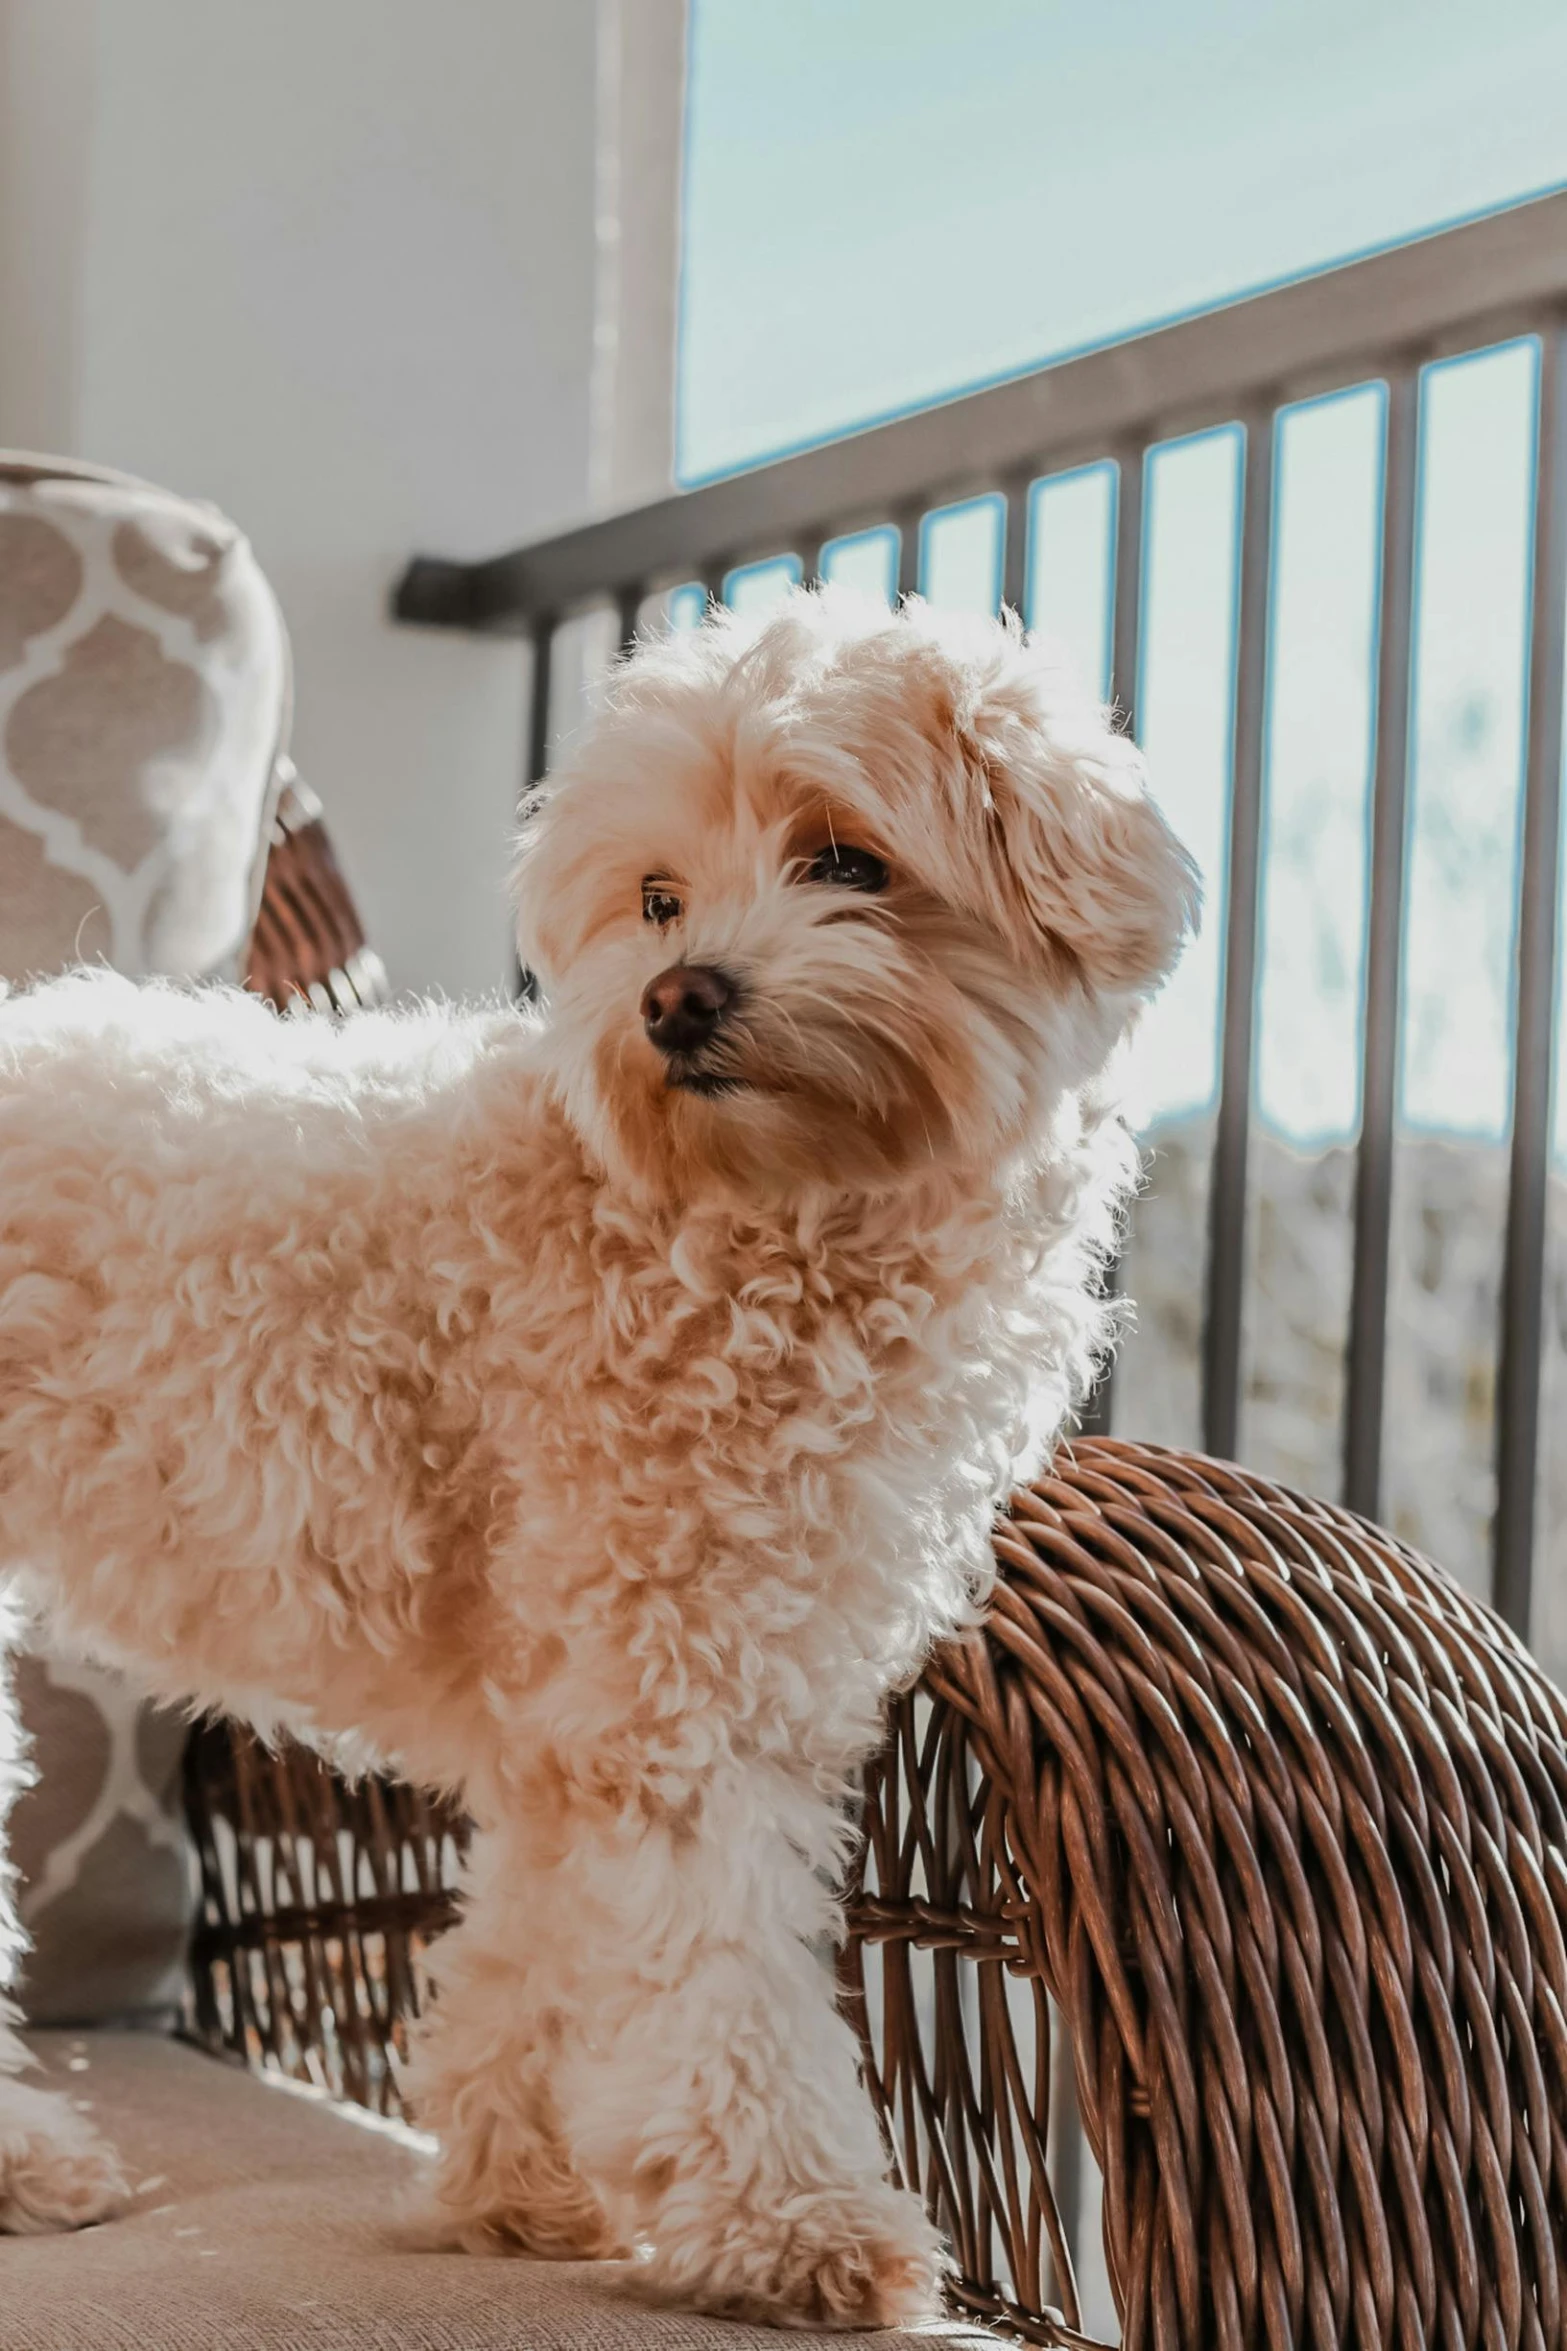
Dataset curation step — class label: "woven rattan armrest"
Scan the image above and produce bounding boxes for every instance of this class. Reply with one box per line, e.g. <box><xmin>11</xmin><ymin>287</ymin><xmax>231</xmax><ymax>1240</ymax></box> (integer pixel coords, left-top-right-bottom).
<box><xmin>844</xmin><ymin>1437</ymin><xmax>1567</xmax><ymax>2351</ymax></box>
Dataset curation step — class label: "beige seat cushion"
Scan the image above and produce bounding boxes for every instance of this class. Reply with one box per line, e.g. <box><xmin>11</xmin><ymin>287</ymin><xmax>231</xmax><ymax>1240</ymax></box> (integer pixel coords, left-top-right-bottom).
<box><xmin>7</xmin><ymin>2035</ymin><xmax>996</xmax><ymax>2350</ymax></box>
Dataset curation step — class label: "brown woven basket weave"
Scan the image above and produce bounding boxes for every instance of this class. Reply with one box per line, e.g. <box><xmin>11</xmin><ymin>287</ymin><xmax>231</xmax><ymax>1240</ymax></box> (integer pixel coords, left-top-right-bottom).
<box><xmin>186</xmin><ymin>792</ymin><xmax>1567</xmax><ymax>2345</ymax></box>
<box><xmin>244</xmin><ymin>768</ymin><xmax>388</xmax><ymax>1017</ymax></box>
<box><xmin>846</xmin><ymin>1438</ymin><xmax>1567</xmax><ymax>2351</ymax></box>
<box><xmin>183</xmin><ymin>1718</ymin><xmax>464</xmax><ymax>2115</ymax></box>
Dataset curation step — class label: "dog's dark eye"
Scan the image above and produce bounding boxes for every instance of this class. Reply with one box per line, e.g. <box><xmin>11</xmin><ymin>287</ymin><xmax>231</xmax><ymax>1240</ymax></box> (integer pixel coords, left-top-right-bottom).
<box><xmin>807</xmin><ymin>845</ymin><xmax>889</xmax><ymax>894</ymax></box>
<box><xmin>642</xmin><ymin>878</ymin><xmax>683</xmax><ymax>927</ymax></box>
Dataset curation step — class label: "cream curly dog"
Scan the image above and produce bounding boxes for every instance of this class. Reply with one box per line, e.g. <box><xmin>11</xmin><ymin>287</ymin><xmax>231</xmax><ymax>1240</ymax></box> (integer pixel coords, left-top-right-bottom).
<box><xmin>0</xmin><ymin>588</ymin><xmax>1195</xmax><ymax>2327</ymax></box>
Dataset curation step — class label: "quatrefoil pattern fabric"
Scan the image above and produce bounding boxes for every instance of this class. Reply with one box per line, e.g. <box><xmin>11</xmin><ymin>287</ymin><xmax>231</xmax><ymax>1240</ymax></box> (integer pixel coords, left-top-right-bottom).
<box><xmin>0</xmin><ymin>455</ymin><xmax>290</xmax><ymax>2022</ymax></box>
<box><xmin>0</xmin><ymin>460</ymin><xmax>287</xmax><ymax>983</ymax></box>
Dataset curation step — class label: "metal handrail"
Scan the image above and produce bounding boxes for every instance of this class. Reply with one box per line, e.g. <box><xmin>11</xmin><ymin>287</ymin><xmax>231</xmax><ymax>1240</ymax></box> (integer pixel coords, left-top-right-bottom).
<box><xmin>394</xmin><ymin>186</ymin><xmax>1567</xmax><ymax>632</ymax></box>
<box><xmin>393</xmin><ymin>187</ymin><xmax>1567</xmax><ymax>1649</ymax></box>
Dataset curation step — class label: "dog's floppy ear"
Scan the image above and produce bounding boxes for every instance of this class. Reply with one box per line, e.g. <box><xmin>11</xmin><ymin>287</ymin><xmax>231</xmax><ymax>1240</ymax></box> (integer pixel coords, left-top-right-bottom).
<box><xmin>949</xmin><ymin>635</ymin><xmax>1199</xmax><ymax>998</ymax></box>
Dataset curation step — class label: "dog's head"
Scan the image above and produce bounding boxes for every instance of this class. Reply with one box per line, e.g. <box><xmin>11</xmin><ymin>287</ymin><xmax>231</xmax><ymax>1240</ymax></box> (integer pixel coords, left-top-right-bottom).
<box><xmin>514</xmin><ymin>589</ymin><xmax>1198</xmax><ymax>1200</ymax></box>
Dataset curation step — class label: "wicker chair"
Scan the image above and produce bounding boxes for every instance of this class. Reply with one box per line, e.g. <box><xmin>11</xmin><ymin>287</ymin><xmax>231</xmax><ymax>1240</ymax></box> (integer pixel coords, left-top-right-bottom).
<box><xmin>184</xmin><ymin>806</ymin><xmax>1567</xmax><ymax>2351</ymax></box>
<box><xmin>846</xmin><ymin>1447</ymin><xmax>1567</xmax><ymax>2351</ymax></box>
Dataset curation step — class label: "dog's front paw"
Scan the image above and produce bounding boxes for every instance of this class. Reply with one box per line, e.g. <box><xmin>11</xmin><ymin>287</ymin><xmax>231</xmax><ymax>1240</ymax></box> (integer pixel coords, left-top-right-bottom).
<box><xmin>401</xmin><ymin>2176</ymin><xmax>630</xmax><ymax>2263</ymax></box>
<box><xmin>772</xmin><ymin>2221</ymin><xmax>948</xmax><ymax>2333</ymax></box>
<box><xmin>0</xmin><ymin>2079</ymin><xmax>128</xmax><ymax>2234</ymax></box>
<box><xmin>647</xmin><ymin>2182</ymin><xmax>948</xmax><ymax>2332</ymax></box>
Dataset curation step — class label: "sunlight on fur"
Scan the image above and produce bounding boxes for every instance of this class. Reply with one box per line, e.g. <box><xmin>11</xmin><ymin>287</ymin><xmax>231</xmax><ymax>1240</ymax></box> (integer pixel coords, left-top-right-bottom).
<box><xmin>0</xmin><ymin>588</ymin><xmax>1195</xmax><ymax>2326</ymax></box>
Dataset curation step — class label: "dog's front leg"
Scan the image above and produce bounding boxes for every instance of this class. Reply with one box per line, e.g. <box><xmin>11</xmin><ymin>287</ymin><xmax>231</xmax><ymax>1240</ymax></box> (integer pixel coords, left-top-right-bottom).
<box><xmin>0</xmin><ymin>1599</ymin><xmax>127</xmax><ymax>2233</ymax></box>
<box><xmin>402</xmin><ymin>1828</ymin><xmax>626</xmax><ymax>2263</ymax></box>
<box><xmin>493</xmin><ymin>1763</ymin><xmax>947</xmax><ymax>2331</ymax></box>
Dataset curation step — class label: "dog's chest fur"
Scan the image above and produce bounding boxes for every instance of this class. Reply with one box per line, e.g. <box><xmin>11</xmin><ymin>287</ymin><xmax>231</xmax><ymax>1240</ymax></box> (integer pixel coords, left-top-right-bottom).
<box><xmin>437</xmin><ymin>1088</ymin><xmax>1104</xmax><ymax>1814</ymax></box>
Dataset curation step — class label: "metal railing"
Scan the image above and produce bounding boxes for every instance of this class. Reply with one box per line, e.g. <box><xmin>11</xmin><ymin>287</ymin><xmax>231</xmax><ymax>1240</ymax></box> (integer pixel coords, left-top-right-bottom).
<box><xmin>395</xmin><ymin>187</ymin><xmax>1567</xmax><ymax>1642</ymax></box>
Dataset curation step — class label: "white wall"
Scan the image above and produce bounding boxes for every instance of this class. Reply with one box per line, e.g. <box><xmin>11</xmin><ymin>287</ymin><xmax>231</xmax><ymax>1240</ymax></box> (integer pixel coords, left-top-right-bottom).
<box><xmin>590</xmin><ymin>0</ymin><xmax>687</xmax><ymax>514</ymax></box>
<box><xmin>0</xmin><ymin>0</ymin><xmax>608</xmax><ymax>999</ymax></box>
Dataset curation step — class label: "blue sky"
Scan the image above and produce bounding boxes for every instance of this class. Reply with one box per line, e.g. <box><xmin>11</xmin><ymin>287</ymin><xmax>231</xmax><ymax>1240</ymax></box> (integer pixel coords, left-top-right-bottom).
<box><xmin>680</xmin><ymin>0</ymin><xmax>1567</xmax><ymax>481</ymax></box>
<box><xmin>677</xmin><ymin>3</ymin><xmax>1567</xmax><ymax>1153</ymax></box>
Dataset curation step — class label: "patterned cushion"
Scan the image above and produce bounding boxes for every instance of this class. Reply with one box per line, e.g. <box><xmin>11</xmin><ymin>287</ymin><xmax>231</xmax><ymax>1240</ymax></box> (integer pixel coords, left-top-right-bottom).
<box><xmin>0</xmin><ymin>455</ymin><xmax>287</xmax><ymax>979</ymax></box>
<box><xmin>0</xmin><ymin>453</ymin><xmax>291</xmax><ymax>2023</ymax></box>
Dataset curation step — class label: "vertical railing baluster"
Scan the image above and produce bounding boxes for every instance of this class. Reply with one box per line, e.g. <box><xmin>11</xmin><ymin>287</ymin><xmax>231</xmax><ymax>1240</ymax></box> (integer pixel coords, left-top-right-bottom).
<box><xmin>615</xmin><ymin>584</ymin><xmax>643</xmax><ymax>656</ymax></box>
<box><xmin>1494</xmin><ymin>322</ymin><xmax>1567</xmax><ymax>1637</ymax></box>
<box><xmin>1344</xmin><ymin>368</ymin><xmax>1421</xmax><ymax>1519</ymax></box>
<box><xmin>897</xmin><ymin>504</ymin><xmax>924</xmax><ymax>603</ymax></box>
<box><xmin>1201</xmin><ymin>411</ymin><xmax>1276</xmax><ymax>1462</ymax></box>
<box><xmin>1110</xmin><ymin>445</ymin><xmax>1146</xmax><ymax>733</ymax></box>
<box><xmin>1002</xmin><ymin>473</ymin><xmax>1033</xmax><ymax>622</ymax></box>
<box><xmin>1083</xmin><ymin>445</ymin><xmax>1149</xmax><ymax>1439</ymax></box>
<box><xmin>525</xmin><ymin>615</ymin><xmax>555</xmax><ymax>804</ymax></box>
<box><xmin>514</xmin><ymin>614</ymin><xmax>556</xmax><ymax>1002</ymax></box>
<box><xmin>1043</xmin><ymin>1998</ymin><xmax>1084</xmax><ymax>2317</ymax></box>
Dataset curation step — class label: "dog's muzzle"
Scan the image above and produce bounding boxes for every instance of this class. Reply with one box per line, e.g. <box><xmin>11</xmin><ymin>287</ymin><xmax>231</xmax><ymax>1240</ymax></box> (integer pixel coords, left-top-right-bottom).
<box><xmin>641</xmin><ymin>964</ymin><xmax>735</xmax><ymax>1056</ymax></box>
<box><xmin>641</xmin><ymin>963</ymin><xmax>742</xmax><ymax>1096</ymax></box>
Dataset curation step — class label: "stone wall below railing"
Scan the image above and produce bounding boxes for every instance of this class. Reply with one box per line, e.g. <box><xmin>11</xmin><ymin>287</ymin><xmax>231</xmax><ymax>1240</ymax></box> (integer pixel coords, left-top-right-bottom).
<box><xmin>1114</xmin><ymin>1116</ymin><xmax>1567</xmax><ymax>1686</ymax></box>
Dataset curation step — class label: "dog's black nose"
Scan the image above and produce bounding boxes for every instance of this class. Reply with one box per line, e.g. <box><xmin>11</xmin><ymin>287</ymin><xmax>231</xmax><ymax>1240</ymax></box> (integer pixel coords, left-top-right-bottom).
<box><xmin>641</xmin><ymin>964</ymin><xmax>735</xmax><ymax>1055</ymax></box>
